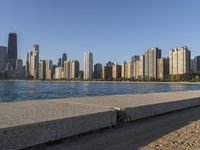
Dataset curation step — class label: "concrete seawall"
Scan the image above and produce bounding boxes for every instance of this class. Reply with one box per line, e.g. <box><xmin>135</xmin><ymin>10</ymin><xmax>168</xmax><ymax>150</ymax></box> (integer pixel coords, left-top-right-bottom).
<box><xmin>1</xmin><ymin>90</ymin><xmax>200</xmax><ymax>149</ymax></box>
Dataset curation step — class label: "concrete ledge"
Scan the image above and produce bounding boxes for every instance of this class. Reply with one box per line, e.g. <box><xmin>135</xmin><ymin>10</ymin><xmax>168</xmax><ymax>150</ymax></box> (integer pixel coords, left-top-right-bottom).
<box><xmin>65</xmin><ymin>90</ymin><xmax>200</xmax><ymax>122</ymax></box>
<box><xmin>125</xmin><ymin>97</ymin><xmax>200</xmax><ymax>121</ymax></box>
<box><xmin>1</xmin><ymin>90</ymin><xmax>200</xmax><ymax>149</ymax></box>
<box><xmin>0</xmin><ymin>101</ymin><xmax>116</xmax><ymax>150</ymax></box>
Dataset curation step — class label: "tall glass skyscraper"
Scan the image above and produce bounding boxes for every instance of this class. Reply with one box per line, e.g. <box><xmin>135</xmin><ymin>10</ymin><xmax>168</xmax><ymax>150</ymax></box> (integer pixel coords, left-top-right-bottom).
<box><xmin>62</xmin><ymin>53</ymin><xmax>67</xmax><ymax>67</ymax></box>
<box><xmin>7</xmin><ymin>33</ymin><xmax>17</xmax><ymax>69</ymax></box>
<box><xmin>7</xmin><ymin>33</ymin><xmax>17</xmax><ymax>59</ymax></box>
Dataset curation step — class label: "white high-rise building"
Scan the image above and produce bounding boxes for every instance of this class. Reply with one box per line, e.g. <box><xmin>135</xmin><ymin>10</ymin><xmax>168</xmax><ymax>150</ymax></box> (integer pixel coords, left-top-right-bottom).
<box><xmin>169</xmin><ymin>46</ymin><xmax>191</xmax><ymax>75</ymax></box>
<box><xmin>83</xmin><ymin>52</ymin><xmax>93</xmax><ymax>80</ymax></box>
<box><xmin>29</xmin><ymin>45</ymin><xmax>39</xmax><ymax>79</ymax></box>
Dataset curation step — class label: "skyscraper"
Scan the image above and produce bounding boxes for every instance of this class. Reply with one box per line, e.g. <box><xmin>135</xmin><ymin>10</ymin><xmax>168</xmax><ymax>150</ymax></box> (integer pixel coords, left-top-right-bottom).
<box><xmin>83</xmin><ymin>52</ymin><xmax>93</xmax><ymax>80</ymax></box>
<box><xmin>102</xmin><ymin>66</ymin><xmax>110</xmax><ymax>80</ymax></box>
<box><xmin>7</xmin><ymin>33</ymin><xmax>17</xmax><ymax>68</ymax></box>
<box><xmin>0</xmin><ymin>46</ymin><xmax>7</xmax><ymax>71</ymax></box>
<box><xmin>131</xmin><ymin>55</ymin><xmax>140</xmax><ymax>78</ymax></box>
<box><xmin>102</xmin><ymin>61</ymin><xmax>113</xmax><ymax>80</ymax></box>
<box><xmin>71</xmin><ymin>60</ymin><xmax>79</xmax><ymax>79</ymax></box>
<box><xmin>15</xmin><ymin>59</ymin><xmax>24</xmax><ymax>79</ymax></box>
<box><xmin>121</xmin><ymin>61</ymin><xmax>132</xmax><ymax>79</ymax></box>
<box><xmin>58</xmin><ymin>58</ymin><xmax>61</xmax><ymax>66</ymax></box>
<box><xmin>139</xmin><ymin>55</ymin><xmax>145</xmax><ymax>78</ymax></box>
<box><xmin>131</xmin><ymin>55</ymin><xmax>145</xmax><ymax>79</ymax></box>
<box><xmin>46</xmin><ymin>60</ymin><xmax>53</xmax><ymax>80</ymax></box>
<box><xmin>62</xmin><ymin>53</ymin><xmax>67</xmax><ymax>67</ymax></box>
<box><xmin>112</xmin><ymin>63</ymin><xmax>121</xmax><ymax>80</ymax></box>
<box><xmin>64</xmin><ymin>60</ymin><xmax>71</xmax><ymax>80</ymax></box>
<box><xmin>25</xmin><ymin>52</ymin><xmax>29</xmax><ymax>77</ymax></box>
<box><xmin>55</xmin><ymin>66</ymin><xmax>63</xmax><ymax>79</ymax></box>
<box><xmin>169</xmin><ymin>46</ymin><xmax>191</xmax><ymax>75</ymax></box>
<box><xmin>157</xmin><ymin>58</ymin><xmax>169</xmax><ymax>79</ymax></box>
<box><xmin>191</xmin><ymin>56</ymin><xmax>200</xmax><ymax>74</ymax></box>
<box><xmin>94</xmin><ymin>63</ymin><xmax>102</xmax><ymax>79</ymax></box>
<box><xmin>30</xmin><ymin>44</ymin><xmax>39</xmax><ymax>79</ymax></box>
<box><xmin>145</xmin><ymin>47</ymin><xmax>161</xmax><ymax>78</ymax></box>
<box><xmin>39</xmin><ymin>60</ymin><xmax>46</xmax><ymax>80</ymax></box>
<box><xmin>15</xmin><ymin>59</ymin><xmax>23</xmax><ymax>72</ymax></box>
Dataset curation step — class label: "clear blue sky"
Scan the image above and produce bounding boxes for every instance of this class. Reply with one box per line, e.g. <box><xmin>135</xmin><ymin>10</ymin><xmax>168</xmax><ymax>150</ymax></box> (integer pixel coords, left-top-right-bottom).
<box><xmin>0</xmin><ymin>0</ymin><xmax>200</xmax><ymax>68</ymax></box>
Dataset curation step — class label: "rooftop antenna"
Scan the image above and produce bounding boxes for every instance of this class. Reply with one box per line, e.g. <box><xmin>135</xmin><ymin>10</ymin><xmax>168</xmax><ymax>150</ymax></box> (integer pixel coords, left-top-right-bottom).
<box><xmin>11</xmin><ymin>25</ymin><xmax>16</xmax><ymax>33</ymax></box>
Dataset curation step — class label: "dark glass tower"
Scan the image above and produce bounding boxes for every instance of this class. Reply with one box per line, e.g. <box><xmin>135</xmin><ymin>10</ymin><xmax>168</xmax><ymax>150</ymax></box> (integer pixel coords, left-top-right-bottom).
<box><xmin>7</xmin><ymin>33</ymin><xmax>17</xmax><ymax>59</ymax></box>
<box><xmin>62</xmin><ymin>53</ymin><xmax>67</xmax><ymax>67</ymax></box>
<box><xmin>58</xmin><ymin>58</ymin><xmax>62</xmax><ymax>66</ymax></box>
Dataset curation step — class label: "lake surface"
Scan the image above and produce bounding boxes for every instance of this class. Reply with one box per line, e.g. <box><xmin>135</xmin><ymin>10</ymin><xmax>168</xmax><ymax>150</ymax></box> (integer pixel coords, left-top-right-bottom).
<box><xmin>1</xmin><ymin>81</ymin><xmax>200</xmax><ymax>102</ymax></box>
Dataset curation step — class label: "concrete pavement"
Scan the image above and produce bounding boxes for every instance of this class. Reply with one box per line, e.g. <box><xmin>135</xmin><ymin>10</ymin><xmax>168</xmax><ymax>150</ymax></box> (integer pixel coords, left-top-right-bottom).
<box><xmin>1</xmin><ymin>90</ymin><xmax>200</xmax><ymax>149</ymax></box>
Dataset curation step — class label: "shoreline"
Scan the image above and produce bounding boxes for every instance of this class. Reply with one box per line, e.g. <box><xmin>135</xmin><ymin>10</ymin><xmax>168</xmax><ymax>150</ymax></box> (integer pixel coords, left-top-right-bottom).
<box><xmin>0</xmin><ymin>80</ymin><xmax>200</xmax><ymax>84</ymax></box>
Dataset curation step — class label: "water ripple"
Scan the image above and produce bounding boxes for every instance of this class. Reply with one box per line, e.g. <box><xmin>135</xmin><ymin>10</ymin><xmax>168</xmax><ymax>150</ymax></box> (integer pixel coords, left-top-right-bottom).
<box><xmin>0</xmin><ymin>81</ymin><xmax>200</xmax><ymax>102</ymax></box>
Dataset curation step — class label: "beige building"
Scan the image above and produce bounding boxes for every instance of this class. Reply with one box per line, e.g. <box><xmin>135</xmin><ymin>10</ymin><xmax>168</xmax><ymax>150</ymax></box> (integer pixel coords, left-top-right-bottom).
<box><xmin>135</xmin><ymin>59</ymin><xmax>141</xmax><ymax>79</ymax></box>
<box><xmin>55</xmin><ymin>66</ymin><xmax>63</xmax><ymax>80</ymax></box>
<box><xmin>71</xmin><ymin>60</ymin><xmax>79</xmax><ymax>79</ymax></box>
<box><xmin>131</xmin><ymin>55</ymin><xmax>140</xmax><ymax>78</ymax></box>
<box><xmin>63</xmin><ymin>60</ymin><xmax>80</xmax><ymax>80</ymax></box>
<box><xmin>64</xmin><ymin>60</ymin><xmax>71</xmax><ymax>80</ymax></box>
<box><xmin>139</xmin><ymin>55</ymin><xmax>145</xmax><ymax>78</ymax></box>
<box><xmin>157</xmin><ymin>58</ymin><xmax>169</xmax><ymax>79</ymax></box>
<box><xmin>112</xmin><ymin>63</ymin><xmax>121</xmax><ymax>79</ymax></box>
<box><xmin>121</xmin><ymin>61</ymin><xmax>132</xmax><ymax>79</ymax></box>
<box><xmin>131</xmin><ymin>55</ymin><xmax>145</xmax><ymax>79</ymax></box>
<box><xmin>169</xmin><ymin>46</ymin><xmax>190</xmax><ymax>75</ymax></box>
<box><xmin>46</xmin><ymin>60</ymin><xmax>53</xmax><ymax>80</ymax></box>
<box><xmin>145</xmin><ymin>47</ymin><xmax>161</xmax><ymax>78</ymax></box>
<box><xmin>39</xmin><ymin>60</ymin><xmax>46</xmax><ymax>80</ymax></box>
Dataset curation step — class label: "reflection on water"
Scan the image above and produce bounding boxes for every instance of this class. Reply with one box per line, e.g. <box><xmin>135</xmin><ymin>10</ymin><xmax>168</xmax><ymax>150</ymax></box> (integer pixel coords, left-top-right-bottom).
<box><xmin>168</xmin><ymin>84</ymin><xmax>188</xmax><ymax>91</ymax></box>
<box><xmin>0</xmin><ymin>81</ymin><xmax>200</xmax><ymax>102</ymax></box>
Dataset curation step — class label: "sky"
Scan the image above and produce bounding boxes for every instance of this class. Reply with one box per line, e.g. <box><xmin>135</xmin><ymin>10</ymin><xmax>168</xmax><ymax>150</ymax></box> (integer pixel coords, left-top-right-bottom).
<box><xmin>0</xmin><ymin>0</ymin><xmax>200</xmax><ymax>68</ymax></box>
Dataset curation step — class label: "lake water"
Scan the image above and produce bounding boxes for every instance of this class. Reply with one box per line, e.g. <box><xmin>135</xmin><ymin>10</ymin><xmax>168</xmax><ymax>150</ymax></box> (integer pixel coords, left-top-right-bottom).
<box><xmin>1</xmin><ymin>81</ymin><xmax>200</xmax><ymax>102</ymax></box>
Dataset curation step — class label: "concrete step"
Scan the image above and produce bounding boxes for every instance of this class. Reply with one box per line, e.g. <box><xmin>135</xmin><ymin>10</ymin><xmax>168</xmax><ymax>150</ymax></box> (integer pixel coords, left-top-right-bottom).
<box><xmin>1</xmin><ymin>90</ymin><xmax>200</xmax><ymax>149</ymax></box>
<box><xmin>0</xmin><ymin>100</ymin><xmax>116</xmax><ymax>150</ymax></box>
<box><xmin>67</xmin><ymin>90</ymin><xmax>200</xmax><ymax>122</ymax></box>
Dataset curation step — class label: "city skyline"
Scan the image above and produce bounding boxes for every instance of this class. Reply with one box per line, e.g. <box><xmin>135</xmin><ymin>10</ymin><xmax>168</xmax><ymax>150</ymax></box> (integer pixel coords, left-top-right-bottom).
<box><xmin>0</xmin><ymin>32</ymin><xmax>199</xmax><ymax>81</ymax></box>
<box><xmin>1</xmin><ymin>0</ymin><xmax>200</xmax><ymax>66</ymax></box>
